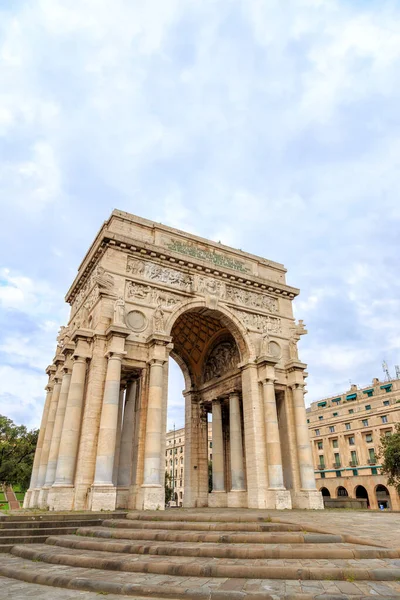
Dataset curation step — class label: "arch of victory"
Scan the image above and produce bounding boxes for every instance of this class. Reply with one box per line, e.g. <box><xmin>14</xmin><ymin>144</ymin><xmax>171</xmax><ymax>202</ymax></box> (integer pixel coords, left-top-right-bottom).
<box><xmin>25</xmin><ymin>210</ymin><xmax>323</xmax><ymax>512</ymax></box>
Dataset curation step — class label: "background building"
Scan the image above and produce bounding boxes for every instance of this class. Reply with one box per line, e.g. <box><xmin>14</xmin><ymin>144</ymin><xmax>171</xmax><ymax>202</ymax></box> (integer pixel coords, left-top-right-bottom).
<box><xmin>165</xmin><ymin>423</ymin><xmax>212</xmax><ymax>506</ymax></box>
<box><xmin>307</xmin><ymin>377</ymin><xmax>400</xmax><ymax>510</ymax></box>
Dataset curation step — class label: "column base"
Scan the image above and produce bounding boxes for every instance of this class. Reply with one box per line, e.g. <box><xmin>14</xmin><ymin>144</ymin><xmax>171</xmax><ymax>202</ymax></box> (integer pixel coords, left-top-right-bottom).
<box><xmin>208</xmin><ymin>491</ymin><xmax>228</xmax><ymax>508</ymax></box>
<box><xmin>47</xmin><ymin>485</ymin><xmax>75</xmax><ymax>511</ymax></box>
<box><xmin>140</xmin><ymin>484</ymin><xmax>164</xmax><ymax>510</ymax></box>
<box><xmin>23</xmin><ymin>490</ymin><xmax>32</xmax><ymax>509</ymax></box>
<box><xmin>291</xmin><ymin>489</ymin><xmax>324</xmax><ymax>510</ymax></box>
<box><xmin>116</xmin><ymin>486</ymin><xmax>130</xmax><ymax>509</ymax></box>
<box><xmin>29</xmin><ymin>488</ymin><xmax>41</xmax><ymax>508</ymax></box>
<box><xmin>91</xmin><ymin>485</ymin><xmax>117</xmax><ymax>511</ymax></box>
<box><xmin>266</xmin><ymin>488</ymin><xmax>292</xmax><ymax>510</ymax></box>
<box><xmin>37</xmin><ymin>487</ymin><xmax>50</xmax><ymax>509</ymax></box>
<box><xmin>227</xmin><ymin>490</ymin><xmax>247</xmax><ymax>508</ymax></box>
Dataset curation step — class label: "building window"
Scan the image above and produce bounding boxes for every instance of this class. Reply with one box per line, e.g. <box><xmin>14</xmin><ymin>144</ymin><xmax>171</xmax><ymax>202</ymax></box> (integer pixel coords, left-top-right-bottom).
<box><xmin>350</xmin><ymin>450</ymin><xmax>358</xmax><ymax>465</ymax></box>
<box><xmin>384</xmin><ymin>430</ymin><xmax>392</xmax><ymax>437</ymax></box>
<box><xmin>178</xmin><ymin>438</ymin><xmax>181</xmax><ymax>443</ymax></box>
<box><xmin>348</xmin><ymin>409</ymin><xmax>354</xmax><ymax>414</ymax></box>
<box><xmin>209</xmin><ymin>442</ymin><xmax>212</xmax><ymax>448</ymax></box>
<box><xmin>381</xmin><ymin>415</ymin><xmax>388</xmax><ymax>424</ymax></box>
<box><xmin>364</xmin><ymin>389</ymin><xmax>373</xmax><ymax>397</ymax></box>
<box><xmin>365</xmin><ymin>405</ymin><xmax>371</xmax><ymax>411</ymax></box>
<box><xmin>315</xmin><ymin>429</ymin><xmax>320</xmax><ymax>436</ymax></box>
<box><xmin>332</xmin><ymin>439</ymin><xmax>338</xmax><ymax>448</ymax></box>
<box><xmin>179</xmin><ymin>479</ymin><xmax>182</xmax><ymax>487</ymax></box>
<box><xmin>170</xmin><ymin>459</ymin><xmax>172</xmax><ymax>465</ymax></box>
<box><xmin>334</xmin><ymin>452</ymin><xmax>340</xmax><ymax>467</ymax></box>
<box><xmin>180</xmin><ymin>457</ymin><xmax>183</xmax><ymax>464</ymax></box>
<box><xmin>307</xmin><ymin>419</ymin><xmax>310</xmax><ymax>423</ymax></box>
<box><xmin>348</xmin><ymin>436</ymin><xmax>355</xmax><ymax>445</ymax></box>
<box><xmin>383</xmin><ymin>400</ymin><xmax>390</xmax><ymax>406</ymax></box>
<box><xmin>169</xmin><ymin>449</ymin><xmax>172</xmax><ymax>455</ymax></box>
<box><xmin>365</xmin><ymin>433</ymin><xmax>373</xmax><ymax>443</ymax></box>
<box><xmin>319</xmin><ymin>456</ymin><xmax>325</xmax><ymax>468</ymax></box>
<box><xmin>317</xmin><ymin>441</ymin><xmax>323</xmax><ymax>450</ymax></box>
<box><xmin>180</xmin><ymin>447</ymin><xmax>183</xmax><ymax>453</ymax></box>
<box><xmin>319</xmin><ymin>415</ymin><xmax>323</xmax><ymax>420</ymax></box>
<box><xmin>345</xmin><ymin>423</ymin><xmax>351</xmax><ymax>430</ymax></box>
<box><xmin>362</xmin><ymin>419</ymin><xmax>368</xmax><ymax>427</ymax></box>
<box><xmin>333</xmin><ymin>412</ymin><xmax>338</xmax><ymax>417</ymax></box>
<box><xmin>329</xmin><ymin>426</ymin><xmax>335</xmax><ymax>433</ymax></box>
<box><xmin>368</xmin><ymin>448</ymin><xmax>376</xmax><ymax>463</ymax></box>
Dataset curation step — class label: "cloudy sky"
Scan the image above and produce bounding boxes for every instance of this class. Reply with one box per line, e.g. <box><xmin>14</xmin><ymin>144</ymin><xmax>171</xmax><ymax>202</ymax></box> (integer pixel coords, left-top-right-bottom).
<box><xmin>1</xmin><ymin>0</ymin><xmax>400</xmax><ymax>431</ymax></box>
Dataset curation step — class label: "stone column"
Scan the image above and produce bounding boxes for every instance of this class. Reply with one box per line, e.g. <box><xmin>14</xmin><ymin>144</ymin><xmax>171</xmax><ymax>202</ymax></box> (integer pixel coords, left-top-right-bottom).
<box><xmin>263</xmin><ymin>378</ymin><xmax>285</xmax><ymax>489</ymax></box>
<box><xmin>292</xmin><ymin>383</ymin><xmax>316</xmax><ymax>491</ymax></box>
<box><xmin>37</xmin><ymin>371</ymin><xmax>62</xmax><ymax>508</ymax></box>
<box><xmin>112</xmin><ymin>386</ymin><xmax>126</xmax><ymax>486</ymax></box>
<box><xmin>45</xmin><ymin>360</ymin><xmax>72</xmax><ymax>490</ymax></box>
<box><xmin>117</xmin><ymin>379</ymin><xmax>137</xmax><ymax>487</ymax></box>
<box><xmin>91</xmin><ymin>352</ymin><xmax>123</xmax><ymax>511</ymax></box>
<box><xmin>50</xmin><ymin>355</ymin><xmax>88</xmax><ymax>510</ymax></box>
<box><xmin>229</xmin><ymin>392</ymin><xmax>245</xmax><ymax>491</ymax></box>
<box><xmin>141</xmin><ymin>359</ymin><xmax>165</xmax><ymax>509</ymax></box>
<box><xmin>24</xmin><ymin>372</ymin><xmax>54</xmax><ymax>508</ymax></box>
<box><xmin>211</xmin><ymin>399</ymin><xmax>225</xmax><ymax>493</ymax></box>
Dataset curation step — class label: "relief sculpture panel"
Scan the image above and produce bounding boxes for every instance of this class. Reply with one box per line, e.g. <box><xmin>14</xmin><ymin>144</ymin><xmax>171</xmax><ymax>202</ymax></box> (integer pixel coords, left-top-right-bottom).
<box><xmin>126</xmin><ymin>281</ymin><xmax>182</xmax><ymax>309</ymax></box>
<box><xmin>233</xmin><ymin>308</ymin><xmax>282</xmax><ymax>334</ymax></box>
<box><xmin>127</xmin><ymin>256</ymin><xmax>193</xmax><ymax>292</ymax></box>
<box><xmin>226</xmin><ymin>285</ymin><xmax>278</xmax><ymax>313</ymax></box>
<box><xmin>203</xmin><ymin>340</ymin><xmax>240</xmax><ymax>382</ymax></box>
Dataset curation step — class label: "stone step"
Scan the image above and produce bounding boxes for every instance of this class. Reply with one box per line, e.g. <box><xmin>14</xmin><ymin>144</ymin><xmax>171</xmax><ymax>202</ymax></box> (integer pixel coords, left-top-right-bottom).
<box><xmin>3</xmin><ymin>553</ymin><xmax>400</xmax><ymax>599</ymax></box>
<box><xmin>46</xmin><ymin>534</ymin><xmax>400</xmax><ymax>560</ymax></box>
<box><xmin>103</xmin><ymin>518</ymin><xmax>303</xmax><ymax>532</ymax></box>
<box><xmin>0</xmin><ymin>511</ymin><xmax>126</xmax><ymax>522</ymax></box>
<box><xmin>10</xmin><ymin>544</ymin><xmax>400</xmax><ymax>582</ymax></box>
<box><xmin>0</xmin><ymin>526</ymin><xmax>81</xmax><ymax>546</ymax></box>
<box><xmin>76</xmin><ymin>525</ymin><xmax>347</xmax><ymax>545</ymax></box>
<box><xmin>126</xmin><ymin>510</ymin><xmax>284</xmax><ymax>523</ymax></box>
<box><xmin>0</xmin><ymin>518</ymin><xmax>102</xmax><ymax>529</ymax></box>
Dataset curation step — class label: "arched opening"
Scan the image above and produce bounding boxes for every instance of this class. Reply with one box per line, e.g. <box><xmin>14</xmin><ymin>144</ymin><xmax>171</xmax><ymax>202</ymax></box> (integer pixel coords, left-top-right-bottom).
<box><xmin>336</xmin><ymin>486</ymin><xmax>348</xmax><ymax>497</ymax></box>
<box><xmin>355</xmin><ymin>485</ymin><xmax>370</xmax><ymax>508</ymax></box>
<box><xmin>320</xmin><ymin>487</ymin><xmax>331</xmax><ymax>497</ymax></box>
<box><xmin>375</xmin><ymin>484</ymin><xmax>391</xmax><ymax>510</ymax></box>
<box><xmin>167</xmin><ymin>306</ymin><xmax>247</xmax><ymax>509</ymax></box>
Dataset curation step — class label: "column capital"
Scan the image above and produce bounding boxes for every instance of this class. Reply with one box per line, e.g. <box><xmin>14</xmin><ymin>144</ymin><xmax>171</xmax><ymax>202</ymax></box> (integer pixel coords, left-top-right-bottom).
<box><xmin>147</xmin><ymin>358</ymin><xmax>166</xmax><ymax>367</ymax></box>
<box><xmin>45</xmin><ymin>383</ymin><xmax>54</xmax><ymax>392</ymax></box>
<box><xmin>72</xmin><ymin>354</ymin><xmax>88</xmax><ymax>364</ymax></box>
<box><xmin>228</xmin><ymin>391</ymin><xmax>240</xmax><ymax>400</ymax></box>
<box><xmin>105</xmin><ymin>350</ymin><xmax>126</xmax><ymax>361</ymax></box>
<box><xmin>262</xmin><ymin>377</ymin><xmax>277</xmax><ymax>385</ymax></box>
<box><xmin>290</xmin><ymin>382</ymin><xmax>305</xmax><ymax>391</ymax></box>
<box><xmin>46</xmin><ymin>364</ymin><xmax>57</xmax><ymax>376</ymax></box>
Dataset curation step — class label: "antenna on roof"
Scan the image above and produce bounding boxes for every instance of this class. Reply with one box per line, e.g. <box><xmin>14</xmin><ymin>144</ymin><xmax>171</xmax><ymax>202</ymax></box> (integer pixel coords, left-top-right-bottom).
<box><xmin>395</xmin><ymin>365</ymin><xmax>400</xmax><ymax>380</ymax></box>
<box><xmin>382</xmin><ymin>360</ymin><xmax>391</xmax><ymax>381</ymax></box>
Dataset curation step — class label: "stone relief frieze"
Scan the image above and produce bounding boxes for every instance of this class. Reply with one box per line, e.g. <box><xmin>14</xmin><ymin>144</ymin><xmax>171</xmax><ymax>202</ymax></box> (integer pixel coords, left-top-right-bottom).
<box><xmin>126</xmin><ymin>281</ymin><xmax>182</xmax><ymax>309</ymax></box>
<box><xmin>203</xmin><ymin>340</ymin><xmax>240</xmax><ymax>382</ymax></box>
<box><xmin>196</xmin><ymin>275</ymin><xmax>225</xmax><ymax>297</ymax></box>
<box><xmin>226</xmin><ymin>285</ymin><xmax>278</xmax><ymax>313</ymax></box>
<box><xmin>233</xmin><ymin>308</ymin><xmax>282</xmax><ymax>334</ymax></box>
<box><xmin>126</xmin><ymin>256</ymin><xmax>193</xmax><ymax>292</ymax></box>
<box><xmin>71</xmin><ymin>265</ymin><xmax>115</xmax><ymax>316</ymax></box>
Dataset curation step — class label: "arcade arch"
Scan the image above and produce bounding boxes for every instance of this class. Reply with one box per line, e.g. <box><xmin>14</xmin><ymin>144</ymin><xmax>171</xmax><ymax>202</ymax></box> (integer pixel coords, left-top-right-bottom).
<box><xmin>320</xmin><ymin>487</ymin><xmax>330</xmax><ymax>497</ymax></box>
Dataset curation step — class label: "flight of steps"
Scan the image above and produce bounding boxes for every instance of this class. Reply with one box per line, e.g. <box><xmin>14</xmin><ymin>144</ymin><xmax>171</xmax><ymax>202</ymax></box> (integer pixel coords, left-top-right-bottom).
<box><xmin>0</xmin><ymin>512</ymin><xmax>126</xmax><ymax>552</ymax></box>
<box><xmin>1</xmin><ymin>510</ymin><xmax>400</xmax><ymax>599</ymax></box>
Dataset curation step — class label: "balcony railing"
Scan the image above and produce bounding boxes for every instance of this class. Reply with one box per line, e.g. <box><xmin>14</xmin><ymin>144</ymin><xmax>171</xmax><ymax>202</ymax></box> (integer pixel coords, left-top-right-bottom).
<box><xmin>368</xmin><ymin>458</ymin><xmax>376</xmax><ymax>465</ymax></box>
<box><xmin>333</xmin><ymin>462</ymin><xmax>341</xmax><ymax>468</ymax></box>
<box><xmin>349</xmin><ymin>460</ymin><xmax>358</xmax><ymax>467</ymax></box>
<box><xmin>318</xmin><ymin>465</ymin><xmax>325</xmax><ymax>470</ymax></box>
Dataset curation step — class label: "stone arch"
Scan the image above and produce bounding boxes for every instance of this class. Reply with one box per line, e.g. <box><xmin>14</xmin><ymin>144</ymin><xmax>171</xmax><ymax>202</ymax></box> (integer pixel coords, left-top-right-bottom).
<box><xmin>354</xmin><ymin>485</ymin><xmax>370</xmax><ymax>507</ymax></box>
<box><xmin>336</xmin><ymin>485</ymin><xmax>348</xmax><ymax>497</ymax></box>
<box><xmin>320</xmin><ymin>487</ymin><xmax>330</xmax><ymax>497</ymax></box>
<box><xmin>375</xmin><ymin>484</ymin><xmax>391</xmax><ymax>509</ymax></box>
<box><xmin>165</xmin><ymin>299</ymin><xmax>255</xmax><ymax>364</ymax></box>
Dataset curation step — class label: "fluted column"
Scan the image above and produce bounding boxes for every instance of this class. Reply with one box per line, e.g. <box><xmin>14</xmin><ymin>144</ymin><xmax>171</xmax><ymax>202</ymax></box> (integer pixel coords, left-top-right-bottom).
<box><xmin>24</xmin><ymin>380</ymin><xmax>54</xmax><ymax>508</ymax></box>
<box><xmin>45</xmin><ymin>365</ymin><xmax>72</xmax><ymax>488</ymax></box>
<box><xmin>118</xmin><ymin>379</ymin><xmax>137</xmax><ymax>487</ymax></box>
<box><xmin>229</xmin><ymin>393</ymin><xmax>245</xmax><ymax>491</ymax></box>
<box><xmin>143</xmin><ymin>360</ymin><xmax>164</xmax><ymax>487</ymax></box>
<box><xmin>262</xmin><ymin>378</ymin><xmax>285</xmax><ymax>489</ymax></box>
<box><xmin>292</xmin><ymin>383</ymin><xmax>316</xmax><ymax>490</ymax></box>
<box><xmin>37</xmin><ymin>374</ymin><xmax>62</xmax><ymax>507</ymax></box>
<box><xmin>53</xmin><ymin>356</ymin><xmax>88</xmax><ymax>487</ymax></box>
<box><xmin>93</xmin><ymin>352</ymin><xmax>123</xmax><ymax>486</ymax></box>
<box><xmin>212</xmin><ymin>399</ymin><xmax>225</xmax><ymax>492</ymax></box>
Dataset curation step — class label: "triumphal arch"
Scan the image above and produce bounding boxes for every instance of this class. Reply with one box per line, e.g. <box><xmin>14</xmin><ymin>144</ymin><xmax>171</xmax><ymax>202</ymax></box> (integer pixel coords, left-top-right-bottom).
<box><xmin>25</xmin><ymin>210</ymin><xmax>323</xmax><ymax>512</ymax></box>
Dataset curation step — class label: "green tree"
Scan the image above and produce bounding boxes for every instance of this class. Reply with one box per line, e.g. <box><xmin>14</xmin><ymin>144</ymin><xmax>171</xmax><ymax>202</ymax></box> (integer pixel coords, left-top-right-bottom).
<box><xmin>165</xmin><ymin>471</ymin><xmax>173</xmax><ymax>504</ymax></box>
<box><xmin>0</xmin><ymin>416</ymin><xmax>38</xmax><ymax>491</ymax></box>
<box><xmin>378</xmin><ymin>423</ymin><xmax>400</xmax><ymax>493</ymax></box>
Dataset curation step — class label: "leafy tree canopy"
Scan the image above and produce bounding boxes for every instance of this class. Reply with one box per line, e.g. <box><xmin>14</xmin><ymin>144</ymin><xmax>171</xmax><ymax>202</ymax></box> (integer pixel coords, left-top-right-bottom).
<box><xmin>379</xmin><ymin>423</ymin><xmax>400</xmax><ymax>494</ymax></box>
<box><xmin>0</xmin><ymin>415</ymin><xmax>38</xmax><ymax>491</ymax></box>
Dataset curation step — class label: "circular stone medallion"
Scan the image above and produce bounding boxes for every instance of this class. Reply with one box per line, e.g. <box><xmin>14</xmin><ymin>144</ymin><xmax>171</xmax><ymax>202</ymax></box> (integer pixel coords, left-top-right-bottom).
<box><xmin>269</xmin><ymin>341</ymin><xmax>281</xmax><ymax>359</ymax></box>
<box><xmin>126</xmin><ymin>310</ymin><xmax>148</xmax><ymax>332</ymax></box>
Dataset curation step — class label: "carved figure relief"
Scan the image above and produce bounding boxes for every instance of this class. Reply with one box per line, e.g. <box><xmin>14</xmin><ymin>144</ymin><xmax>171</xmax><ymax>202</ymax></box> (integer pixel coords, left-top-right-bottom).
<box><xmin>153</xmin><ymin>300</ymin><xmax>165</xmax><ymax>333</ymax></box>
<box><xmin>126</xmin><ymin>281</ymin><xmax>181</xmax><ymax>309</ymax></box>
<box><xmin>226</xmin><ymin>286</ymin><xmax>278</xmax><ymax>313</ymax></box>
<box><xmin>196</xmin><ymin>275</ymin><xmax>225</xmax><ymax>297</ymax></box>
<box><xmin>114</xmin><ymin>296</ymin><xmax>125</xmax><ymax>326</ymax></box>
<box><xmin>288</xmin><ymin>319</ymin><xmax>307</xmax><ymax>360</ymax></box>
<box><xmin>164</xmin><ymin>238</ymin><xmax>251</xmax><ymax>274</ymax></box>
<box><xmin>203</xmin><ymin>340</ymin><xmax>240</xmax><ymax>382</ymax></box>
<box><xmin>94</xmin><ymin>266</ymin><xmax>115</xmax><ymax>291</ymax></box>
<box><xmin>126</xmin><ymin>256</ymin><xmax>193</xmax><ymax>292</ymax></box>
<box><xmin>234</xmin><ymin>309</ymin><xmax>282</xmax><ymax>334</ymax></box>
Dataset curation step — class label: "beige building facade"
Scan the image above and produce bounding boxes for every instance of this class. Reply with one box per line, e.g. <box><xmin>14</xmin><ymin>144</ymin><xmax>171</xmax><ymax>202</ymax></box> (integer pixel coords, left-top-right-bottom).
<box><xmin>307</xmin><ymin>378</ymin><xmax>400</xmax><ymax>510</ymax></box>
<box><xmin>165</xmin><ymin>424</ymin><xmax>212</xmax><ymax>506</ymax></box>
<box><xmin>25</xmin><ymin>210</ymin><xmax>323</xmax><ymax>512</ymax></box>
